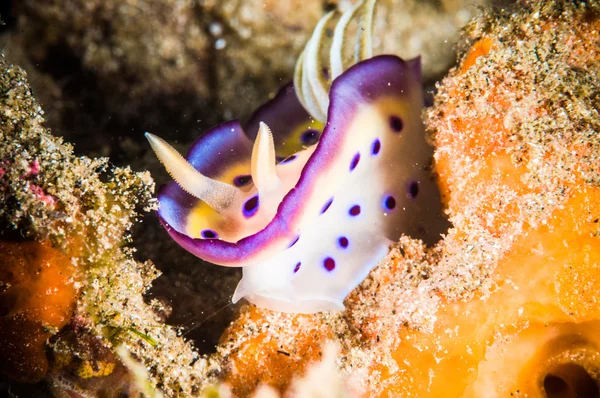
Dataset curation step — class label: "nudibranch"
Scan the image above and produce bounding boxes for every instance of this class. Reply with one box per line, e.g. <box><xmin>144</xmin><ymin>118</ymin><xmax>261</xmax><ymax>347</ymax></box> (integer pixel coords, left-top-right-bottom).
<box><xmin>147</xmin><ymin>0</ymin><xmax>442</xmax><ymax>313</ymax></box>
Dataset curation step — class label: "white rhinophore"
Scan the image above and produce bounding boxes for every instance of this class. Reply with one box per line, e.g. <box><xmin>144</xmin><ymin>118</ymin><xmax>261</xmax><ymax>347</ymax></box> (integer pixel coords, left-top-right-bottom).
<box><xmin>251</xmin><ymin>122</ymin><xmax>281</xmax><ymax>193</ymax></box>
<box><xmin>145</xmin><ymin>132</ymin><xmax>239</xmax><ymax>212</ymax></box>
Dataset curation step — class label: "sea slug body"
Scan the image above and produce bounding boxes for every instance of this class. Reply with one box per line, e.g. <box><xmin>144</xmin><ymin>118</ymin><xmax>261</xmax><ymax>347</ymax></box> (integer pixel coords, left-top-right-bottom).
<box><xmin>147</xmin><ymin>2</ymin><xmax>442</xmax><ymax>313</ymax></box>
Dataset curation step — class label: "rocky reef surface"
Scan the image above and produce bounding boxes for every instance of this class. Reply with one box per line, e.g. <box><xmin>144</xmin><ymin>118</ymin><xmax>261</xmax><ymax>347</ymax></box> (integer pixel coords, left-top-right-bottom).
<box><xmin>2</xmin><ymin>0</ymin><xmax>486</xmax><ymax>147</ymax></box>
<box><xmin>0</xmin><ymin>55</ymin><xmax>225</xmax><ymax>396</ymax></box>
<box><xmin>208</xmin><ymin>0</ymin><xmax>600</xmax><ymax>396</ymax></box>
<box><xmin>10</xmin><ymin>0</ymin><xmax>597</xmax><ymax>397</ymax></box>
<box><xmin>0</xmin><ymin>2</ymin><xmax>488</xmax><ymax>372</ymax></box>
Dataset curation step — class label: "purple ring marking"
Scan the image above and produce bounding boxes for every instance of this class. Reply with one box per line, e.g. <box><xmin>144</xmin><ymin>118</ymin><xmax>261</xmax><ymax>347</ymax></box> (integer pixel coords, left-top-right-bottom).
<box><xmin>300</xmin><ymin>129</ymin><xmax>320</xmax><ymax>145</ymax></box>
<box><xmin>324</xmin><ymin>257</ymin><xmax>336</xmax><ymax>271</ymax></box>
<box><xmin>383</xmin><ymin>195</ymin><xmax>396</xmax><ymax>210</ymax></box>
<box><xmin>338</xmin><ymin>236</ymin><xmax>349</xmax><ymax>249</ymax></box>
<box><xmin>243</xmin><ymin>195</ymin><xmax>260</xmax><ymax>218</ymax></box>
<box><xmin>372</xmin><ymin>139</ymin><xmax>381</xmax><ymax>155</ymax></box>
<box><xmin>293</xmin><ymin>262</ymin><xmax>301</xmax><ymax>273</ymax></box>
<box><xmin>349</xmin><ymin>205</ymin><xmax>361</xmax><ymax>216</ymax></box>
<box><xmin>321</xmin><ymin>198</ymin><xmax>334</xmax><ymax>214</ymax></box>
<box><xmin>233</xmin><ymin>174</ymin><xmax>252</xmax><ymax>187</ymax></box>
<box><xmin>201</xmin><ymin>229</ymin><xmax>218</xmax><ymax>239</ymax></box>
<box><xmin>389</xmin><ymin>115</ymin><xmax>404</xmax><ymax>133</ymax></box>
<box><xmin>350</xmin><ymin>153</ymin><xmax>360</xmax><ymax>171</ymax></box>
<box><xmin>409</xmin><ymin>181</ymin><xmax>420</xmax><ymax>198</ymax></box>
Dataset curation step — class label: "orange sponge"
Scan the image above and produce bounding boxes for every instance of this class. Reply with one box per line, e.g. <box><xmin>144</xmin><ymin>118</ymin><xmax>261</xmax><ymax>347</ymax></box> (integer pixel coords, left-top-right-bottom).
<box><xmin>213</xmin><ymin>2</ymin><xmax>600</xmax><ymax>396</ymax></box>
<box><xmin>0</xmin><ymin>240</ymin><xmax>79</xmax><ymax>382</ymax></box>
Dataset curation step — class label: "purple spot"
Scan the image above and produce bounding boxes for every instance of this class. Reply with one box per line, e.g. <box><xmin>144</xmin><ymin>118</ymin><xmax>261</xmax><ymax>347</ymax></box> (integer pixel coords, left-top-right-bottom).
<box><xmin>243</xmin><ymin>195</ymin><xmax>259</xmax><ymax>218</ymax></box>
<box><xmin>409</xmin><ymin>181</ymin><xmax>420</xmax><ymax>198</ymax></box>
<box><xmin>324</xmin><ymin>257</ymin><xmax>336</xmax><ymax>271</ymax></box>
<box><xmin>233</xmin><ymin>175</ymin><xmax>252</xmax><ymax>187</ymax></box>
<box><xmin>294</xmin><ymin>262</ymin><xmax>301</xmax><ymax>273</ymax></box>
<box><xmin>389</xmin><ymin>115</ymin><xmax>404</xmax><ymax>133</ymax></box>
<box><xmin>349</xmin><ymin>205</ymin><xmax>361</xmax><ymax>216</ymax></box>
<box><xmin>372</xmin><ymin>139</ymin><xmax>381</xmax><ymax>155</ymax></box>
<box><xmin>338</xmin><ymin>237</ymin><xmax>349</xmax><ymax>249</ymax></box>
<box><xmin>350</xmin><ymin>153</ymin><xmax>360</xmax><ymax>171</ymax></box>
<box><xmin>201</xmin><ymin>229</ymin><xmax>218</xmax><ymax>239</ymax></box>
<box><xmin>300</xmin><ymin>129</ymin><xmax>320</xmax><ymax>145</ymax></box>
<box><xmin>321</xmin><ymin>67</ymin><xmax>330</xmax><ymax>80</ymax></box>
<box><xmin>384</xmin><ymin>195</ymin><xmax>396</xmax><ymax>210</ymax></box>
<box><xmin>280</xmin><ymin>155</ymin><xmax>297</xmax><ymax>164</ymax></box>
<box><xmin>289</xmin><ymin>236</ymin><xmax>299</xmax><ymax>248</ymax></box>
<box><xmin>321</xmin><ymin>198</ymin><xmax>333</xmax><ymax>214</ymax></box>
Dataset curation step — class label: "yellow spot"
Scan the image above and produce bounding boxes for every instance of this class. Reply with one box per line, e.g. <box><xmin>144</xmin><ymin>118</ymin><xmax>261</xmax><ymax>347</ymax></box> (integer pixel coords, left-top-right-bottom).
<box><xmin>185</xmin><ymin>162</ymin><xmax>250</xmax><ymax>238</ymax></box>
<box><xmin>75</xmin><ymin>360</ymin><xmax>116</xmax><ymax>379</ymax></box>
<box><xmin>277</xmin><ymin>120</ymin><xmax>324</xmax><ymax>157</ymax></box>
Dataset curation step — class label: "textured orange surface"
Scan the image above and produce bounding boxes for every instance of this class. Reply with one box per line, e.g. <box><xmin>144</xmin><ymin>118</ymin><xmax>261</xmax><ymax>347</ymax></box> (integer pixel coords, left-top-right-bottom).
<box><xmin>377</xmin><ymin>188</ymin><xmax>600</xmax><ymax>396</ymax></box>
<box><xmin>459</xmin><ymin>37</ymin><xmax>492</xmax><ymax>74</ymax></box>
<box><xmin>221</xmin><ymin>309</ymin><xmax>333</xmax><ymax>393</ymax></box>
<box><xmin>220</xmin><ymin>186</ymin><xmax>600</xmax><ymax>396</ymax></box>
<box><xmin>218</xmin><ymin>5</ymin><xmax>600</xmax><ymax>396</ymax></box>
<box><xmin>0</xmin><ymin>240</ymin><xmax>79</xmax><ymax>382</ymax></box>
